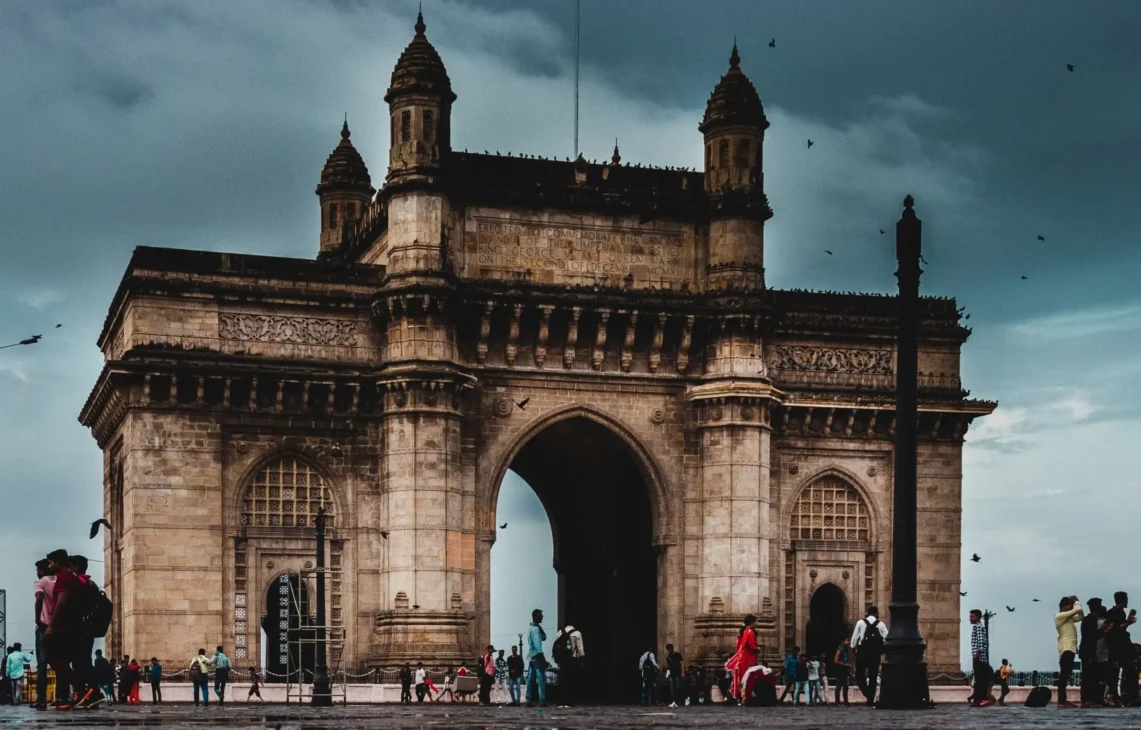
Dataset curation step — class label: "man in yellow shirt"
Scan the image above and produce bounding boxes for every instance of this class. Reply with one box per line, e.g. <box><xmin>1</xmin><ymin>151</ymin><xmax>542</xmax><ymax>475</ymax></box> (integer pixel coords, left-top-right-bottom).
<box><xmin>1055</xmin><ymin>595</ymin><xmax>1084</xmax><ymax>708</ymax></box>
<box><xmin>996</xmin><ymin>659</ymin><xmax>1013</xmax><ymax>705</ymax></box>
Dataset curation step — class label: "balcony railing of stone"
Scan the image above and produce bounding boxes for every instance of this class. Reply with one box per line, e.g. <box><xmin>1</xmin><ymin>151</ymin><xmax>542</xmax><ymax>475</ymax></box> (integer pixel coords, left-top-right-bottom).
<box><xmin>770</xmin><ymin>369</ymin><xmax>964</xmax><ymax>394</ymax></box>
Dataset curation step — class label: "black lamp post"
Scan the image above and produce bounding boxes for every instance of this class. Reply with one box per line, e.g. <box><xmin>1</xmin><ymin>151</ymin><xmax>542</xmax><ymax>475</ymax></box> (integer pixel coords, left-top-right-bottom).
<box><xmin>877</xmin><ymin>195</ymin><xmax>932</xmax><ymax>709</ymax></box>
<box><xmin>311</xmin><ymin>505</ymin><xmax>332</xmax><ymax>706</ymax></box>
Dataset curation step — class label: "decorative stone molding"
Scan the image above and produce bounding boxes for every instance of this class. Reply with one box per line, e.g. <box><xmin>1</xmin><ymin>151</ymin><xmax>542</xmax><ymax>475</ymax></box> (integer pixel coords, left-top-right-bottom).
<box><xmin>789</xmin><ymin>463</ymin><xmax>799</xmax><ymax>475</ymax></box>
<box><xmin>219</xmin><ymin>313</ymin><xmax>356</xmax><ymax>346</ymax></box>
<box><xmin>649</xmin><ymin>407</ymin><xmax>666</xmax><ymax>425</ymax></box>
<box><xmin>592</xmin><ymin>309</ymin><xmax>611</xmax><ymax>370</ymax></box>
<box><xmin>772</xmin><ymin>346</ymin><xmax>891</xmax><ymax>374</ymax></box>
<box><xmin>535</xmin><ymin>305</ymin><xmax>553</xmax><ymax>368</ymax></box>
<box><xmin>494</xmin><ymin>399</ymin><xmax>512</xmax><ymax>418</ymax></box>
<box><xmin>741</xmin><ymin>405</ymin><xmax>754</xmax><ymax>420</ymax></box>
<box><xmin>564</xmin><ymin>307</ymin><xmax>581</xmax><ymax>368</ymax></box>
<box><xmin>867</xmin><ymin>466</ymin><xmax>877</xmax><ymax>477</ymax></box>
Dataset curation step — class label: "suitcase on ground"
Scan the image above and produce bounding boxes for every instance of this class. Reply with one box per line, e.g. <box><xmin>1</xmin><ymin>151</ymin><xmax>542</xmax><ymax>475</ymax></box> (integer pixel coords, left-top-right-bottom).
<box><xmin>1025</xmin><ymin>685</ymin><xmax>1051</xmax><ymax>707</ymax></box>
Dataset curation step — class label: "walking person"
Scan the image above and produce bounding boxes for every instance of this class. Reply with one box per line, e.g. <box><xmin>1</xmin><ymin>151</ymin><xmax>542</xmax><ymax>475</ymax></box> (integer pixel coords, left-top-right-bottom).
<box><xmin>1079</xmin><ymin>598</ymin><xmax>1108</xmax><ymax>706</ymax></box>
<box><xmin>967</xmin><ymin>609</ymin><xmax>993</xmax><ymax>707</ymax></box>
<box><xmin>851</xmin><ymin>605</ymin><xmax>888</xmax><ymax>706</ymax></box>
<box><xmin>68</xmin><ymin>555</ymin><xmax>104</xmax><ymax>707</ymax></box>
<box><xmin>414</xmin><ymin>663</ymin><xmax>428</xmax><ymax>703</ymax></box>
<box><xmin>996</xmin><ymin>659</ymin><xmax>1012</xmax><ymax>705</ymax></box>
<box><xmin>93</xmin><ymin>650</ymin><xmax>115</xmax><ymax>705</ymax></box>
<box><xmin>638</xmin><ymin>648</ymin><xmax>659</xmax><ymax>706</ymax></box>
<box><xmin>479</xmin><ymin>645</ymin><xmax>496</xmax><ymax>705</ymax></box>
<box><xmin>148</xmin><ymin>658</ymin><xmax>162</xmax><ymax>703</ymax></box>
<box><xmin>1054</xmin><ymin>595</ymin><xmax>1084</xmax><ymax>708</ymax></box>
<box><xmin>439</xmin><ymin>667</ymin><xmax>457</xmax><ymax>703</ymax></box>
<box><xmin>246</xmin><ymin>668</ymin><xmax>263</xmax><ymax>703</ymax></box>
<box><xmin>189</xmin><ymin>649</ymin><xmax>211</xmax><ymax>706</ymax></box>
<box><xmin>1106</xmin><ymin>591</ymin><xmax>1138</xmax><ymax>706</ymax></box>
<box><xmin>665</xmin><ymin>643</ymin><xmax>684</xmax><ymax>708</ymax></box>
<box><xmin>779</xmin><ymin>646</ymin><xmax>799</xmax><ymax>703</ymax></box>
<box><xmin>552</xmin><ymin>625</ymin><xmax>584</xmax><ymax>707</ymax></box>
<box><xmin>506</xmin><ymin>644</ymin><xmax>524</xmax><ymax>706</ymax></box>
<box><xmin>210</xmin><ymin>646</ymin><xmax>231</xmax><ymax>703</ymax></box>
<box><xmin>44</xmin><ymin>549</ymin><xmax>97</xmax><ymax>709</ymax></box>
<box><xmin>33</xmin><ymin>558</ymin><xmax>60</xmax><ymax>710</ymax></box>
<box><xmin>525</xmin><ymin>609</ymin><xmax>548</xmax><ymax>707</ymax></box>
<box><xmin>399</xmin><ymin>663</ymin><xmax>413</xmax><ymax>703</ymax></box>
<box><xmin>5</xmin><ymin>643</ymin><xmax>34</xmax><ymax>705</ymax></box>
<box><xmin>833</xmin><ymin>638</ymin><xmax>853</xmax><ymax>705</ymax></box>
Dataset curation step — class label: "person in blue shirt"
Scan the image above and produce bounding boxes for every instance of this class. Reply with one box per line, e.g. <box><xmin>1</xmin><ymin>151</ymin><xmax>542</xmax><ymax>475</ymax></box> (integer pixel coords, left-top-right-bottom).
<box><xmin>5</xmin><ymin>643</ymin><xmax>35</xmax><ymax>705</ymax></box>
<box><xmin>148</xmin><ymin>658</ymin><xmax>163</xmax><ymax>703</ymax></box>
<box><xmin>778</xmin><ymin>645</ymin><xmax>799</xmax><ymax>703</ymax></box>
<box><xmin>525</xmin><ymin>609</ymin><xmax>548</xmax><ymax>707</ymax></box>
<box><xmin>210</xmin><ymin>646</ymin><xmax>232</xmax><ymax>703</ymax></box>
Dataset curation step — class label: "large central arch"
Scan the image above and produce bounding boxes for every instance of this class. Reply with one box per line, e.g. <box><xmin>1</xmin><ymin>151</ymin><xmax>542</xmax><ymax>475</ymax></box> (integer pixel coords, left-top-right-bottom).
<box><xmin>488</xmin><ymin>407</ymin><xmax>667</xmax><ymax>703</ymax></box>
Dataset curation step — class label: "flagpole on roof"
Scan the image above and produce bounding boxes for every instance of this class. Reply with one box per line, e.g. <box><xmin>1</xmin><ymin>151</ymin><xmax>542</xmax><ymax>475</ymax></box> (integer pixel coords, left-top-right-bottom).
<box><xmin>573</xmin><ymin>0</ymin><xmax>580</xmax><ymax>158</ymax></box>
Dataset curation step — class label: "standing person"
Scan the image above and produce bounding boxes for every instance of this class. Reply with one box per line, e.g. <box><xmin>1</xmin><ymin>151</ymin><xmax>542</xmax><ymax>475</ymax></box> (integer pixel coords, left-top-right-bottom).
<box><xmin>727</xmin><ymin>614</ymin><xmax>758</xmax><ymax>703</ymax></box>
<box><xmin>148</xmin><ymin>658</ymin><xmax>162</xmax><ymax>704</ymax></box>
<box><xmin>665</xmin><ymin>643</ymin><xmax>684</xmax><ymax>709</ymax></box>
<box><xmin>210</xmin><ymin>646</ymin><xmax>231</xmax><ymax>703</ymax></box>
<box><xmin>638</xmin><ymin>648</ymin><xmax>658</xmax><ymax>706</ymax></box>
<box><xmin>414</xmin><ymin>663</ymin><xmax>428</xmax><ymax>703</ymax></box>
<box><xmin>850</xmin><ymin>605</ymin><xmax>888</xmax><ymax>706</ymax></box>
<box><xmin>117</xmin><ymin>655</ymin><xmax>132</xmax><ymax>704</ymax></box>
<box><xmin>399</xmin><ymin>663</ymin><xmax>413</xmax><ymax>703</ymax></box>
<box><xmin>189</xmin><ymin>649</ymin><xmax>211</xmax><ymax>706</ymax></box>
<box><xmin>33</xmin><ymin>558</ymin><xmax>59</xmax><ymax>710</ymax></box>
<box><xmin>554</xmin><ymin>625</ymin><xmax>584</xmax><ymax>707</ymax></box>
<box><xmin>506</xmin><ymin>643</ymin><xmax>524</xmax><ymax>706</ymax></box>
<box><xmin>1106</xmin><ymin>591</ymin><xmax>1138</xmax><ymax>706</ymax></box>
<box><xmin>1054</xmin><ymin>595</ymin><xmax>1084</xmax><ymax>708</ymax></box>
<box><xmin>93</xmin><ymin>650</ymin><xmax>115</xmax><ymax>705</ymax></box>
<box><xmin>68</xmin><ymin>555</ymin><xmax>104</xmax><ymax>707</ymax></box>
<box><xmin>5</xmin><ymin>643</ymin><xmax>34</xmax><ymax>705</ymax></box>
<box><xmin>807</xmin><ymin>654</ymin><xmax>822</xmax><ymax>705</ymax></box>
<box><xmin>247</xmin><ymin>668</ymin><xmax>263</xmax><ymax>703</ymax></box>
<box><xmin>1079</xmin><ymin>598</ymin><xmax>1108</xmax><ymax>706</ymax></box>
<box><xmin>996</xmin><ymin>659</ymin><xmax>1013</xmax><ymax>705</ymax></box>
<box><xmin>792</xmin><ymin>653</ymin><xmax>809</xmax><ymax>706</ymax></box>
<box><xmin>833</xmin><ymin>638</ymin><xmax>853</xmax><ymax>705</ymax></box>
<box><xmin>127</xmin><ymin>657</ymin><xmax>141</xmax><ymax>704</ymax></box>
<box><xmin>1</xmin><ymin>647</ymin><xmax>11</xmax><ymax>706</ymax></box>
<box><xmin>45</xmin><ymin>549</ymin><xmax>95</xmax><ymax>709</ymax></box>
<box><xmin>479</xmin><ymin>645</ymin><xmax>496</xmax><ymax>705</ymax></box>
<box><xmin>494</xmin><ymin>649</ymin><xmax>508</xmax><ymax>698</ymax></box>
<box><xmin>525</xmin><ymin>609</ymin><xmax>548</xmax><ymax>707</ymax></box>
<box><xmin>779</xmin><ymin>646</ymin><xmax>799</xmax><ymax>703</ymax></box>
<box><xmin>967</xmin><ymin>609</ymin><xmax>993</xmax><ymax>707</ymax></box>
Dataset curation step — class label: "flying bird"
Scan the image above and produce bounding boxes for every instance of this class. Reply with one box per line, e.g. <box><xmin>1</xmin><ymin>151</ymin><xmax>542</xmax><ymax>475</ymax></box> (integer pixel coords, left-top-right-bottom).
<box><xmin>55</xmin><ymin>323</ymin><xmax>62</xmax><ymax>328</ymax></box>
<box><xmin>824</xmin><ymin>250</ymin><xmax>833</xmax><ymax>256</ymax></box>
<box><xmin>1037</xmin><ymin>235</ymin><xmax>1046</xmax><ymax>241</ymax></box>
<box><xmin>1006</xmin><ymin>606</ymin><xmax>1016</xmax><ymax>612</ymax></box>
<box><xmin>380</xmin><ymin>531</ymin><xmax>389</xmax><ymax>540</ymax></box>
<box><xmin>90</xmin><ymin>518</ymin><xmax>112</xmax><ymax>539</ymax></box>
<box><xmin>500</xmin><ymin>523</ymin><xmax>508</xmax><ymax>529</ymax></box>
<box><xmin>879</xmin><ymin>229</ymin><xmax>885</xmax><ymax>235</ymax></box>
<box><xmin>807</xmin><ymin>139</ymin><xmax>814</xmax><ymax>149</ymax></box>
<box><xmin>965</xmin><ymin>313</ymin><xmax>971</xmax><ymax>320</ymax></box>
<box><xmin>971</xmin><ymin>553</ymin><xmax>981</xmax><ymax>563</ymax></box>
<box><xmin>515</xmin><ymin>398</ymin><xmax>530</xmax><ymax>410</ymax></box>
<box><xmin>769</xmin><ymin>38</ymin><xmax>776</xmax><ymax>48</ymax></box>
<box><xmin>1066</xmin><ymin>64</ymin><xmax>1074</xmax><ymax>72</ymax></box>
<box><xmin>1032</xmin><ymin>598</ymin><xmax>1041</xmax><ymax>602</ymax></box>
<box><xmin>1021</xmin><ymin>275</ymin><xmax>1029</xmax><ymax>280</ymax></box>
<box><xmin>920</xmin><ymin>255</ymin><xmax>929</xmax><ymax>265</ymax></box>
<box><xmin>412</xmin><ymin>604</ymin><xmax>420</xmax><ymax>610</ymax></box>
<box><xmin>960</xmin><ymin>591</ymin><xmax>968</xmax><ymax>597</ymax></box>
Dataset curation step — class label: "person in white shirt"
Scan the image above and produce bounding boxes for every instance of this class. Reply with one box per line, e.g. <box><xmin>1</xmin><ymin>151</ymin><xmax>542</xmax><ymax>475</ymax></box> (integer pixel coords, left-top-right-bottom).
<box><xmin>850</xmin><ymin>605</ymin><xmax>889</xmax><ymax>706</ymax></box>
<box><xmin>806</xmin><ymin>656</ymin><xmax>821</xmax><ymax>704</ymax></box>
<box><xmin>414</xmin><ymin>663</ymin><xmax>428</xmax><ymax>703</ymax></box>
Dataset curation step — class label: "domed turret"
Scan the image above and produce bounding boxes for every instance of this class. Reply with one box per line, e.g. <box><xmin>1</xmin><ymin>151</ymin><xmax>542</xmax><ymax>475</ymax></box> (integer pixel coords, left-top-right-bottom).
<box><xmin>385</xmin><ymin>10</ymin><xmax>455</xmax><ymax>181</ymax></box>
<box><xmin>315</xmin><ymin>120</ymin><xmax>374</xmax><ymax>258</ymax></box>
<box><xmin>700</xmin><ymin>43</ymin><xmax>769</xmax><ymax>196</ymax></box>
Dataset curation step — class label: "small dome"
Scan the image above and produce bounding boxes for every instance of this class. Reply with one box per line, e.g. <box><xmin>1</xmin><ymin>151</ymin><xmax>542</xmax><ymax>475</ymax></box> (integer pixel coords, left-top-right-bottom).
<box><xmin>385</xmin><ymin>10</ymin><xmax>456</xmax><ymax>104</ymax></box>
<box><xmin>700</xmin><ymin>43</ymin><xmax>768</xmax><ymax>133</ymax></box>
<box><xmin>316</xmin><ymin>120</ymin><xmax>373</xmax><ymax>195</ymax></box>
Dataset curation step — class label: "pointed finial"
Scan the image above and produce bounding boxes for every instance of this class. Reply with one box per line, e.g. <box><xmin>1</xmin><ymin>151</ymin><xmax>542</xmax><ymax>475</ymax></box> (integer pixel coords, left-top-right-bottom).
<box><xmin>904</xmin><ymin>194</ymin><xmax>915</xmax><ymax>209</ymax></box>
<box><xmin>611</xmin><ymin>138</ymin><xmax>621</xmax><ymax>165</ymax></box>
<box><xmin>730</xmin><ymin>38</ymin><xmax>740</xmax><ymax>69</ymax></box>
<box><xmin>341</xmin><ymin>114</ymin><xmax>350</xmax><ymax>140</ymax></box>
<box><xmin>415</xmin><ymin>4</ymin><xmax>426</xmax><ymax>35</ymax></box>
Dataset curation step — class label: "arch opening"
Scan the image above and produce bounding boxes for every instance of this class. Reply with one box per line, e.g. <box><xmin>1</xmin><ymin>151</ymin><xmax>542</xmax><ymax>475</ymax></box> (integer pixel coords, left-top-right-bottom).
<box><xmin>806</xmin><ymin>583</ymin><xmax>848</xmax><ymax>669</ymax></box>
<box><xmin>492</xmin><ymin>415</ymin><xmax>657</xmax><ymax>704</ymax></box>
<box><xmin>262</xmin><ymin>573</ymin><xmax>314</xmax><ymax>683</ymax></box>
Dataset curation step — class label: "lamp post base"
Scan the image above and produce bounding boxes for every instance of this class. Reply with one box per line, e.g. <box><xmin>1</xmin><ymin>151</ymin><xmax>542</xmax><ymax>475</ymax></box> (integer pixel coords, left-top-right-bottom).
<box><xmin>311</xmin><ymin>668</ymin><xmax>333</xmax><ymax>707</ymax></box>
<box><xmin>877</xmin><ymin>600</ymin><xmax>932</xmax><ymax>709</ymax></box>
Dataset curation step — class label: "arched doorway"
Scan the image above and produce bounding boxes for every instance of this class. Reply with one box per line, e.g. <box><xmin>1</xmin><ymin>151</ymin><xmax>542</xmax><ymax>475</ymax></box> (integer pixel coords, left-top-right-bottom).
<box><xmin>805</xmin><ymin>583</ymin><xmax>848</xmax><ymax>667</ymax></box>
<box><xmin>262</xmin><ymin>573</ymin><xmax>314</xmax><ymax>683</ymax></box>
<box><xmin>494</xmin><ymin>415</ymin><xmax>657</xmax><ymax>704</ymax></box>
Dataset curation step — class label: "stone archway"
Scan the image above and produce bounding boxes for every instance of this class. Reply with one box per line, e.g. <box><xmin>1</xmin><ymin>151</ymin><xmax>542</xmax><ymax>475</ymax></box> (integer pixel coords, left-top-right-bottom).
<box><xmin>493</xmin><ymin>415</ymin><xmax>659</xmax><ymax>704</ymax></box>
<box><xmin>805</xmin><ymin>582</ymin><xmax>848</xmax><ymax>667</ymax></box>
<box><xmin>262</xmin><ymin>572</ymin><xmax>314</xmax><ymax>683</ymax></box>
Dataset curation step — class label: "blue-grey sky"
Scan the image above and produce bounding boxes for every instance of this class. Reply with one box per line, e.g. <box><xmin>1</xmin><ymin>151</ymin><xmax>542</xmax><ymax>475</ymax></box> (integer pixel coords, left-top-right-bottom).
<box><xmin>1</xmin><ymin>0</ymin><xmax>1139</xmax><ymax>671</ymax></box>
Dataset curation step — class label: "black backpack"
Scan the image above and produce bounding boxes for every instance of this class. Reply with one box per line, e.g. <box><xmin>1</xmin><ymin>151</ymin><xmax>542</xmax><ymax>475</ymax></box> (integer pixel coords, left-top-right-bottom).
<box><xmin>642</xmin><ymin>655</ymin><xmax>657</xmax><ymax>681</ymax></box>
<box><xmin>1025</xmin><ymin>685</ymin><xmax>1051</xmax><ymax>707</ymax></box>
<box><xmin>74</xmin><ymin>577</ymin><xmax>114</xmax><ymax>638</ymax></box>
<box><xmin>858</xmin><ymin>618</ymin><xmax>884</xmax><ymax>657</ymax></box>
<box><xmin>553</xmin><ymin>631</ymin><xmax>573</xmax><ymax>664</ymax></box>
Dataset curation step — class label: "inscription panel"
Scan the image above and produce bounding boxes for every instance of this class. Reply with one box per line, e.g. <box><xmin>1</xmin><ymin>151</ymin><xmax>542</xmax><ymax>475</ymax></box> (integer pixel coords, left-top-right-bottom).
<box><xmin>462</xmin><ymin>213</ymin><xmax>692</xmax><ymax>288</ymax></box>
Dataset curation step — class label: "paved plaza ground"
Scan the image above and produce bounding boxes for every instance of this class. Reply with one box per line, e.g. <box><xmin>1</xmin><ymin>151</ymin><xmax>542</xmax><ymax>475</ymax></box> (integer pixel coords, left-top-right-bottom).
<box><xmin>1</xmin><ymin>703</ymin><xmax>1138</xmax><ymax>729</ymax></box>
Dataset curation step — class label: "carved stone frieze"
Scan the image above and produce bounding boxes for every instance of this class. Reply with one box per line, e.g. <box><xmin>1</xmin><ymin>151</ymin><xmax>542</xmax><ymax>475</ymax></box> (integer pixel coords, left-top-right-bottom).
<box><xmin>219</xmin><ymin>313</ymin><xmax>357</xmax><ymax>346</ymax></box>
<box><xmin>772</xmin><ymin>346</ymin><xmax>892</xmax><ymax>374</ymax></box>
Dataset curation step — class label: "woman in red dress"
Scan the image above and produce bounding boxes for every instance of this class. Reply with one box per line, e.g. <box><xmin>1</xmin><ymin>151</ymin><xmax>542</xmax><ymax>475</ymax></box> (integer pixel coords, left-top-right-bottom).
<box><xmin>728</xmin><ymin>614</ymin><xmax>758</xmax><ymax>704</ymax></box>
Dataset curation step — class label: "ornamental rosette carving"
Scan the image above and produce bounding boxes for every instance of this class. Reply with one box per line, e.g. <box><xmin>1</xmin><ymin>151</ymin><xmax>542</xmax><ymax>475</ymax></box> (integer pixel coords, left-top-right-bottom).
<box><xmin>218</xmin><ymin>313</ymin><xmax>357</xmax><ymax>346</ymax></box>
<box><xmin>771</xmin><ymin>346</ymin><xmax>892</xmax><ymax>375</ymax></box>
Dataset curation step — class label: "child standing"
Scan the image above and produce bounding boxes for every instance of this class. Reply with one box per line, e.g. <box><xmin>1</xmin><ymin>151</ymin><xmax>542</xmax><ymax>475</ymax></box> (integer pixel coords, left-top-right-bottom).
<box><xmin>247</xmin><ymin>668</ymin><xmax>263</xmax><ymax>703</ymax></box>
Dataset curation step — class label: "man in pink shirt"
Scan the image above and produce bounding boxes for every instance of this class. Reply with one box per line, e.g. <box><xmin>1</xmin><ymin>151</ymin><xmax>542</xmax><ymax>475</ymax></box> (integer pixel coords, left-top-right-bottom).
<box><xmin>33</xmin><ymin>558</ymin><xmax>59</xmax><ymax>709</ymax></box>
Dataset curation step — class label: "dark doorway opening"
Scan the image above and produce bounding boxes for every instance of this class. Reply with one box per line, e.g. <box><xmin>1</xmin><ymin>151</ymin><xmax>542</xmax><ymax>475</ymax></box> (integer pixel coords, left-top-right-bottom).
<box><xmin>262</xmin><ymin>573</ymin><xmax>314</xmax><ymax>683</ymax></box>
<box><xmin>505</xmin><ymin>416</ymin><xmax>657</xmax><ymax>704</ymax></box>
<box><xmin>805</xmin><ymin>583</ymin><xmax>848</xmax><ymax>670</ymax></box>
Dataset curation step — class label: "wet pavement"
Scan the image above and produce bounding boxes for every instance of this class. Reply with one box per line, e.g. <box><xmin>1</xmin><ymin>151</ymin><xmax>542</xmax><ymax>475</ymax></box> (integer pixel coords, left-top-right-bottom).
<box><xmin>0</xmin><ymin>703</ymin><xmax>1138</xmax><ymax>729</ymax></box>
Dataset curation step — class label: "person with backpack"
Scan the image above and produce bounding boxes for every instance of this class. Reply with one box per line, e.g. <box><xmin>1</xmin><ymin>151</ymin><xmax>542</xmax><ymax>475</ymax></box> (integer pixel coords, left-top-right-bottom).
<box><xmin>638</xmin><ymin>648</ymin><xmax>659</xmax><ymax>706</ymax></box>
<box><xmin>850</xmin><ymin>605</ymin><xmax>888</xmax><ymax>706</ymax></box>
<box><xmin>996</xmin><ymin>659</ymin><xmax>1013</xmax><ymax>705</ymax></box>
<box><xmin>189</xmin><ymin>649</ymin><xmax>211</xmax><ymax>706</ymax></box>
<box><xmin>44</xmin><ymin>549</ymin><xmax>101</xmax><ymax>709</ymax></box>
<box><xmin>552</xmin><ymin>625</ymin><xmax>583</xmax><ymax>706</ymax></box>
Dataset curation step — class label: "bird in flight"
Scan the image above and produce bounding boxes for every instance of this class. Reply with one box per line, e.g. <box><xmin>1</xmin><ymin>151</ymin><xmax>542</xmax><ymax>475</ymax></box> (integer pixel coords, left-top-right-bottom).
<box><xmin>1021</xmin><ymin>275</ymin><xmax>1029</xmax><ymax>280</ymax></box>
<box><xmin>960</xmin><ymin>591</ymin><xmax>968</xmax><ymax>597</ymax></box>
<box><xmin>965</xmin><ymin>313</ymin><xmax>971</xmax><ymax>320</ymax></box>
<box><xmin>515</xmin><ymin>398</ymin><xmax>530</xmax><ymax>410</ymax></box>
<box><xmin>1006</xmin><ymin>606</ymin><xmax>1016</xmax><ymax>612</ymax></box>
<box><xmin>1037</xmin><ymin>235</ymin><xmax>1046</xmax><ymax>241</ymax></box>
<box><xmin>89</xmin><ymin>518</ymin><xmax>112</xmax><ymax>539</ymax></box>
<box><xmin>380</xmin><ymin>531</ymin><xmax>389</xmax><ymax>539</ymax></box>
<box><xmin>500</xmin><ymin>523</ymin><xmax>508</xmax><ymax>529</ymax></box>
<box><xmin>1032</xmin><ymin>598</ymin><xmax>1041</xmax><ymax>602</ymax></box>
<box><xmin>971</xmin><ymin>553</ymin><xmax>981</xmax><ymax>563</ymax></box>
<box><xmin>824</xmin><ymin>250</ymin><xmax>833</xmax><ymax>256</ymax></box>
<box><xmin>807</xmin><ymin>139</ymin><xmax>814</xmax><ymax>149</ymax></box>
<box><xmin>879</xmin><ymin>229</ymin><xmax>885</xmax><ymax>235</ymax></box>
<box><xmin>1066</xmin><ymin>64</ymin><xmax>1074</xmax><ymax>72</ymax></box>
<box><xmin>55</xmin><ymin>323</ymin><xmax>62</xmax><ymax>328</ymax></box>
<box><xmin>769</xmin><ymin>38</ymin><xmax>776</xmax><ymax>48</ymax></box>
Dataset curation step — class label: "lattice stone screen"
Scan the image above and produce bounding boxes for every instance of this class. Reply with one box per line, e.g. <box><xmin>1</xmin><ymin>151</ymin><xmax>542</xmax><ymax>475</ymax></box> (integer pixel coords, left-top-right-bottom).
<box><xmin>788</xmin><ymin>476</ymin><xmax>869</xmax><ymax>542</ymax></box>
<box><xmin>241</xmin><ymin>457</ymin><xmax>334</xmax><ymax>527</ymax></box>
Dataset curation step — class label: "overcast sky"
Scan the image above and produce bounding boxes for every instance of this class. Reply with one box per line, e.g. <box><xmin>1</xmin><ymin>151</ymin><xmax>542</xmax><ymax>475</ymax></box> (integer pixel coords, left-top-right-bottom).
<box><xmin>2</xmin><ymin>0</ymin><xmax>1139</xmax><ymax>672</ymax></box>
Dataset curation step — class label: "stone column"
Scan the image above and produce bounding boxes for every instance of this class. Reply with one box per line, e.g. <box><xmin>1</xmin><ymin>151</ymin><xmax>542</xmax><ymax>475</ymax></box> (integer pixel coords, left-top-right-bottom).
<box><xmin>915</xmin><ymin>438</ymin><xmax>964</xmax><ymax>674</ymax></box>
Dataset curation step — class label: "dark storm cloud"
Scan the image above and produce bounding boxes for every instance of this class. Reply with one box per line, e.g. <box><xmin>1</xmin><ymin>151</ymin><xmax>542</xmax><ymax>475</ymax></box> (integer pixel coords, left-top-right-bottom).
<box><xmin>1</xmin><ymin>0</ymin><xmax>1139</xmax><ymax>670</ymax></box>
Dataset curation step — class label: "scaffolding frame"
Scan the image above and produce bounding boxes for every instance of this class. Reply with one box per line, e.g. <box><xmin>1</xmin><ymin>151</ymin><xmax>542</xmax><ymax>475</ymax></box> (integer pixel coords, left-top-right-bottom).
<box><xmin>284</xmin><ymin>565</ymin><xmax>347</xmax><ymax>705</ymax></box>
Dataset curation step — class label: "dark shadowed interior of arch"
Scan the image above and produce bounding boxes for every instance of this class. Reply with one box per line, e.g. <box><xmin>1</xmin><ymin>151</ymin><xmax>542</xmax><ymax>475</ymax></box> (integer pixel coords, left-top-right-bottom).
<box><xmin>806</xmin><ymin>582</ymin><xmax>848</xmax><ymax>668</ymax></box>
<box><xmin>262</xmin><ymin>573</ymin><xmax>313</xmax><ymax>683</ymax></box>
<box><xmin>498</xmin><ymin>416</ymin><xmax>657</xmax><ymax>704</ymax></box>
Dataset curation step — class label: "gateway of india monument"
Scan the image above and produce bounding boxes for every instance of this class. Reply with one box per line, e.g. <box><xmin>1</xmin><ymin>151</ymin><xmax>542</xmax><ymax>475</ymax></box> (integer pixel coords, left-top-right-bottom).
<box><xmin>80</xmin><ymin>12</ymin><xmax>994</xmax><ymax>688</ymax></box>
